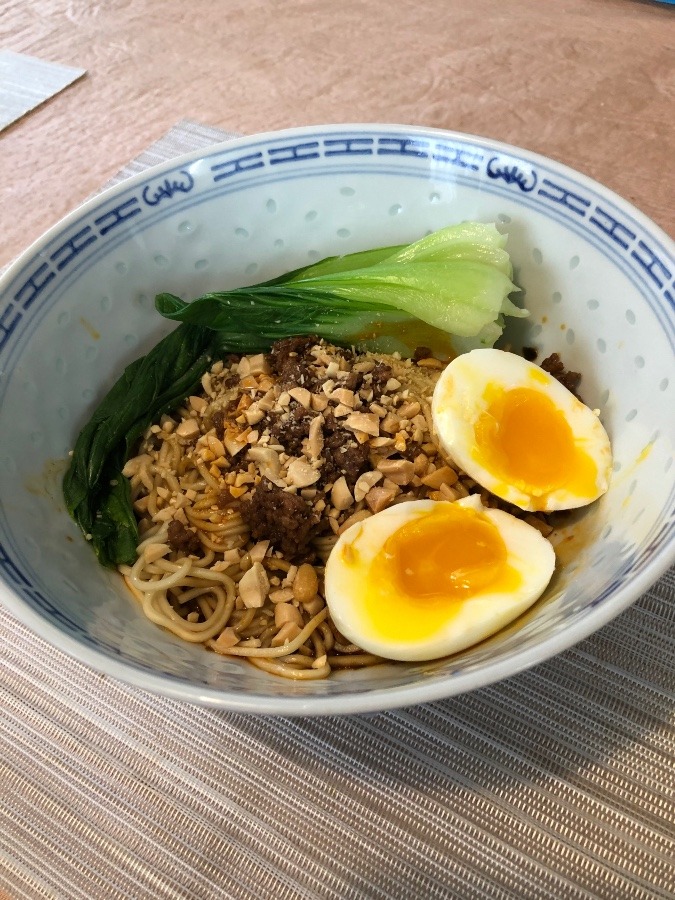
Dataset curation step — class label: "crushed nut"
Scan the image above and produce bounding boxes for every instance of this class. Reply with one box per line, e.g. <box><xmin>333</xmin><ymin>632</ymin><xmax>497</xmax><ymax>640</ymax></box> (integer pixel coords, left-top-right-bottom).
<box><xmin>292</xmin><ymin>563</ymin><xmax>319</xmax><ymax>603</ymax></box>
<box><xmin>175</xmin><ymin>418</ymin><xmax>200</xmax><ymax>440</ymax></box>
<box><xmin>238</xmin><ymin>561</ymin><xmax>270</xmax><ymax>608</ymax></box>
<box><xmin>365</xmin><ymin>485</ymin><xmax>399</xmax><ymax>513</ymax></box>
<box><xmin>354</xmin><ymin>470</ymin><xmax>383</xmax><ymax>502</ymax></box>
<box><xmin>213</xmin><ymin>627</ymin><xmax>240</xmax><ymax>651</ymax></box>
<box><xmin>286</xmin><ymin>458</ymin><xmax>320</xmax><ymax>488</ymax></box>
<box><xmin>270</xmin><ymin>621</ymin><xmax>302</xmax><ymax>646</ymax></box>
<box><xmin>306</xmin><ymin>415</ymin><xmax>324</xmax><ymax>460</ymax></box>
<box><xmin>375</xmin><ymin>458</ymin><xmax>415</xmax><ymax>485</ymax></box>
<box><xmin>289</xmin><ymin>386</ymin><xmax>312</xmax><ymax>408</ymax></box>
<box><xmin>345</xmin><ymin>412</ymin><xmax>380</xmax><ymax>437</ymax></box>
<box><xmin>338</xmin><ymin>508</ymin><xmax>372</xmax><ymax>534</ymax></box>
<box><xmin>421</xmin><ymin>466</ymin><xmax>458</xmax><ymax>489</ymax></box>
<box><xmin>330</xmin><ymin>476</ymin><xmax>354</xmax><ymax>511</ymax></box>
<box><xmin>274</xmin><ymin>602</ymin><xmax>304</xmax><ymax>628</ymax></box>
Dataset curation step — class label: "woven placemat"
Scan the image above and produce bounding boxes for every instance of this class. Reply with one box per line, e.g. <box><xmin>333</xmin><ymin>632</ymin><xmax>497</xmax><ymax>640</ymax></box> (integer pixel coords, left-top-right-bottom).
<box><xmin>1</xmin><ymin>121</ymin><xmax>673</xmax><ymax>900</ymax></box>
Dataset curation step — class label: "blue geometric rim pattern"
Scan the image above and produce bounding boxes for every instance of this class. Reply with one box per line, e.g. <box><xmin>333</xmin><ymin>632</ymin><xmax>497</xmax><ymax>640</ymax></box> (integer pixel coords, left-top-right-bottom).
<box><xmin>0</xmin><ymin>127</ymin><xmax>673</xmax><ymax>686</ymax></box>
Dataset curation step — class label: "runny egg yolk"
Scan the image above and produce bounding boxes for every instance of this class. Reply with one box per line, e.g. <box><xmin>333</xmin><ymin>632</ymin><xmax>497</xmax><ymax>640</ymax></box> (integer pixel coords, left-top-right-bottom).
<box><xmin>359</xmin><ymin>504</ymin><xmax>521</xmax><ymax>643</ymax></box>
<box><xmin>473</xmin><ymin>386</ymin><xmax>599</xmax><ymax>503</ymax></box>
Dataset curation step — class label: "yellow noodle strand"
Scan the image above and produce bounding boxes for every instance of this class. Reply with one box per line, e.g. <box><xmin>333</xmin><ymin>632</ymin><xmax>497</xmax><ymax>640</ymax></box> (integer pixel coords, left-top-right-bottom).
<box><xmin>186</xmin><ymin>511</ymin><xmax>248</xmax><ymax>535</ymax></box>
<box><xmin>327</xmin><ymin>654</ymin><xmax>383</xmax><ymax>668</ymax></box>
<box><xmin>150</xmin><ymin>585</ymin><xmax>235</xmax><ymax>642</ymax></box>
<box><xmin>246</xmin><ymin>656</ymin><xmax>332</xmax><ymax>680</ymax></box>
<box><xmin>195</xmin><ymin>458</ymin><xmax>221</xmax><ymax>489</ymax></box>
<box><xmin>216</xmin><ymin>608</ymin><xmax>329</xmax><ymax>657</ymax></box>
<box><xmin>232</xmin><ymin>609</ymin><xmax>256</xmax><ymax>633</ymax></box>
<box><xmin>136</xmin><ymin>524</ymin><xmax>169</xmax><ymax>552</ymax></box>
<box><xmin>129</xmin><ymin>556</ymin><xmax>192</xmax><ymax>592</ymax></box>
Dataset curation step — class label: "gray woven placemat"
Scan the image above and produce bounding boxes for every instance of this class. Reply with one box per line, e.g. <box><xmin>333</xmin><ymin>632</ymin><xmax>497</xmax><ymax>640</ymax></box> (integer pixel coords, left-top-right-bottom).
<box><xmin>1</xmin><ymin>121</ymin><xmax>674</xmax><ymax>900</ymax></box>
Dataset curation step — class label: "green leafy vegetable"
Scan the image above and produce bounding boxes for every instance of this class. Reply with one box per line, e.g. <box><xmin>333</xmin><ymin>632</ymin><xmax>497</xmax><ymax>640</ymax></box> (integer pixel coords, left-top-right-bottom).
<box><xmin>64</xmin><ymin>221</ymin><xmax>525</xmax><ymax>566</ymax></box>
<box><xmin>156</xmin><ymin>222</ymin><xmax>524</xmax><ymax>357</ymax></box>
<box><xmin>63</xmin><ymin>323</ymin><xmax>225</xmax><ymax>567</ymax></box>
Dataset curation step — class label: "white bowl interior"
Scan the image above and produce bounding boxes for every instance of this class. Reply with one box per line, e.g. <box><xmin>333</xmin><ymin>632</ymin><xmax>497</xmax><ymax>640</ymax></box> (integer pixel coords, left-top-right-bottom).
<box><xmin>0</xmin><ymin>126</ymin><xmax>673</xmax><ymax>713</ymax></box>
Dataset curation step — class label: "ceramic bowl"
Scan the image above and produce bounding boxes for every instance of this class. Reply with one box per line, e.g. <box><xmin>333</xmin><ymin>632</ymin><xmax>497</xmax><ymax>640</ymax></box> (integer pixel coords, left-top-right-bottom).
<box><xmin>0</xmin><ymin>124</ymin><xmax>673</xmax><ymax>714</ymax></box>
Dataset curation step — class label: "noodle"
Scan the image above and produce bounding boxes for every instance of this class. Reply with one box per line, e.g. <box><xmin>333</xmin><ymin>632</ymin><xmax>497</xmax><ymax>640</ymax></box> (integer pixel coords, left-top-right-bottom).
<box><xmin>209</xmin><ymin>609</ymin><xmax>329</xmax><ymax>657</ymax></box>
<box><xmin>129</xmin><ymin>557</ymin><xmax>192</xmax><ymax>592</ymax></box>
<box><xmin>327</xmin><ymin>654</ymin><xmax>383</xmax><ymax>668</ymax></box>
<box><xmin>121</xmin><ymin>337</ymin><xmax>560</xmax><ymax>679</ymax></box>
<box><xmin>247</xmin><ymin>657</ymin><xmax>332</xmax><ymax>679</ymax></box>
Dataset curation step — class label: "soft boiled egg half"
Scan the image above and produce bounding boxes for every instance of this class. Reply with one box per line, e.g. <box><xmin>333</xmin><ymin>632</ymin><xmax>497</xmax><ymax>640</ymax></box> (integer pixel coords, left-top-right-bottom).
<box><xmin>431</xmin><ymin>348</ymin><xmax>612</xmax><ymax>512</ymax></box>
<box><xmin>324</xmin><ymin>496</ymin><xmax>555</xmax><ymax>661</ymax></box>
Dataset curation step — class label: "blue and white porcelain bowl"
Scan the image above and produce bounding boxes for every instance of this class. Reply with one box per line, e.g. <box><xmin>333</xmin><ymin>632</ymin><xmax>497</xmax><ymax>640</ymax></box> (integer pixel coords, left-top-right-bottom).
<box><xmin>0</xmin><ymin>125</ymin><xmax>673</xmax><ymax>714</ymax></box>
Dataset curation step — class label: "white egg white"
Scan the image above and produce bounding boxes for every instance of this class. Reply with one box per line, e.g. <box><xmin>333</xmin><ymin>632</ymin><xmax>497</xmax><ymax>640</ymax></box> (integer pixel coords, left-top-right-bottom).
<box><xmin>324</xmin><ymin>496</ymin><xmax>556</xmax><ymax>662</ymax></box>
<box><xmin>431</xmin><ymin>348</ymin><xmax>612</xmax><ymax>512</ymax></box>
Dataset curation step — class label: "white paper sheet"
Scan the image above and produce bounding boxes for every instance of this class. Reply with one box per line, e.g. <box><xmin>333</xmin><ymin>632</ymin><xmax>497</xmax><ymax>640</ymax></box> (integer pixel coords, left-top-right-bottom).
<box><xmin>0</xmin><ymin>50</ymin><xmax>85</xmax><ymax>131</ymax></box>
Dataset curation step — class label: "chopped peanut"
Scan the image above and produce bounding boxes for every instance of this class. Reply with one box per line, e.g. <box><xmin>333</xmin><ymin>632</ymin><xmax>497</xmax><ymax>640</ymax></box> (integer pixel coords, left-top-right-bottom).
<box><xmin>413</xmin><ymin>453</ymin><xmax>429</xmax><ymax>476</ymax></box>
<box><xmin>344</xmin><ymin>412</ymin><xmax>380</xmax><ymax>437</ymax></box>
<box><xmin>397</xmin><ymin>400</ymin><xmax>421</xmax><ymax>419</ymax></box>
<box><xmin>439</xmin><ymin>483</ymin><xmax>459</xmax><ymax>501</ymax></box>
<box><xmin>421</xmin><ymin>466</ymin><xmax>458</xmax><ymax>489</ymax></box>
<box><xmin>331</xmin><ymin>387</ymin><xmax>356</xmax><ymax>407</ymax></box>
<box><xmin>269</xmin><ymin>587</ymin><xmax>296</xmax><ymax>603</ymax></box>
<box><xmin>302</xmin><ymin>597</ymin><xmax>325</xmax><ymax>616</ymax></box>
<box><xmin>289</xmin><ymin>386</ymin><xmax>312</xmax><ymax>408</ymax></box>
<box><xmin>270</xmin><ymin>622</ymin><xmax>302</xmax><ymax>646</ymax></box>
<box><xmin>293</xmin><ymin>564</ymin><xmax>319</xmax><ymax>602</ymax></box>
<box><xmin>223</xmin><ymin>429</ymin><xmax>249</xmax><ymax>457</ymax></box>
<box><xmin>365</xmin><ymin>485</ymin><xmax>399</xmax><ymax>513</ymax></box>
<box><xmin>249</xmin><ymin>540</ymin><xmax>270</xmax><ymax>563</ymax></box>
<box><xmin>213</xmin><ymin>627</ymin><xmax>240</xmax><ymax>651</ymax></box>
<box><xmin>354</xmin><ymin>470</ymin><xmax>383</xmax><ymax>502</ymax></box>
<box><xmin>248</xmin><ymin>446</ymin><xmax>281</xmax><ymax>478</ymax></box>
<box><xmin>306</xmin><ymin>415</ymin><xmax>324</xmax><ymax>460</ymax></box>
<box><xmin>175</xmin><ymin>418</ymin><xmax>200</xmax><ymax>440</ymax></box>
<box><xmin>274</xmin><ymin>602</ymin><xmax>304</xmax><ymax>628</ymax></box>
<box><xmin>143</xmin><ymin>542</ymin><xmax>171</xmax><ymax>563</ymax></box>
<box><xmin>206</xmin><ymin>434</ymin><xmax>226</xmax><ymax>458</ymax></box>
<box><xmin>245</xmin><ymin>407</ymin><xmax>265</xmax><ymax>425</ymax></box>
<box><xmin>286</xmin><ymin>458</ymin><xmax>320</xmax><ymax>488</ymax></box>
<box><xmin>380</xmin><ymin>413</ymin><xmax>400</xmax><ymax>434</ymax></box>
<box><xmin>311</xmin><ymin>393</ymin><xmax>329</xmax><ymax>412</ymax></box>
<box><xmin>238</xmin><ymin>561</ymin><xmax>270</xmax><ymax>608</ymax></box>
<box><xmin>189</xmin><ymin>395</ymin><xmax>208</xmax><ymax>414</ymax></box>
<box><xmin>375</xmin><ymin>458</ymin><xmax>415</xmax><ymax>485</ymax></box>
<box><xmin>126</xmin><ymin>336</ymin><xmax>563</xmax><ymax>680</ymax></box>
<box><xmin>331</xmin><ymin>476</ymin><xmax>354</xmax><ymax>511</ymax></box>
<box><xmin>248</xmin><ymin>353</ymin><xmax>270</xmax><ymax>376</ymax></box>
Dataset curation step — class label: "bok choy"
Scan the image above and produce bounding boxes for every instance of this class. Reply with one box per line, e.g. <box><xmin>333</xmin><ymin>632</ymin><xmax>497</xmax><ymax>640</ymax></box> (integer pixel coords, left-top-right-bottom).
<box><xmin>64</xmin><ymin>222</ymin><xmax>525</xmax><ymax>567</ymax></box>
<box><xmin>156</xmin><ymin>221</ymin><xmax>523</xmax><ymax>357</ymax></box>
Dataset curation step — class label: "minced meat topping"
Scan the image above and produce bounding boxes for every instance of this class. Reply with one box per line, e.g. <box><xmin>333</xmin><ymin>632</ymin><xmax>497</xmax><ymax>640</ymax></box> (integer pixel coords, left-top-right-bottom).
<box><xmin>130</xmin><ymin>338</ymin><xmax>561</xmax><ymax>564</ymax></box>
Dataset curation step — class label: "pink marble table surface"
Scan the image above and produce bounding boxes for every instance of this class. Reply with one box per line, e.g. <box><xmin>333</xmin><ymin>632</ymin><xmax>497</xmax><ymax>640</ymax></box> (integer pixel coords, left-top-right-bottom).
<box><xmin>2</xmin><ymin>0</ymin><xmax>673</xmax><ymax>270</ymax></box>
